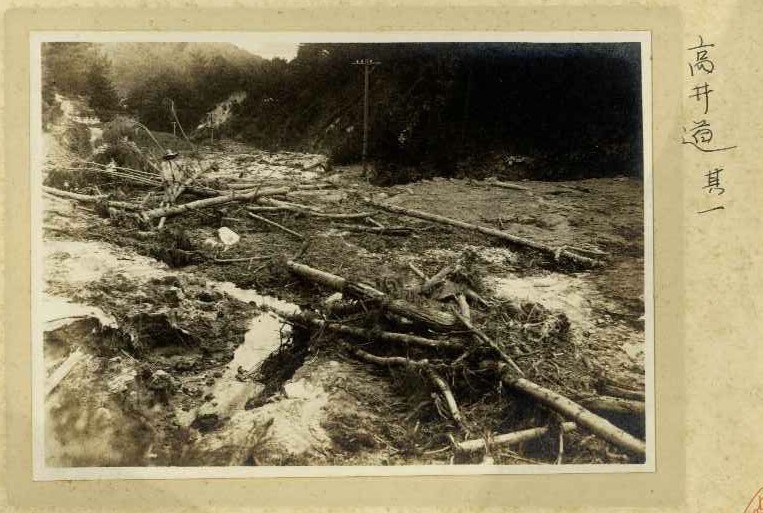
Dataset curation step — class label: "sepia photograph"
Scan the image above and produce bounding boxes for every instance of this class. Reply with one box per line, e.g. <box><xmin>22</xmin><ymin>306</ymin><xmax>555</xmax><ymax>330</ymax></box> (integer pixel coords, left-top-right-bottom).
<box><xmin>32</xmin><ymin>32</ymin><xmax>652</xmax><ymax>478</ymax></box>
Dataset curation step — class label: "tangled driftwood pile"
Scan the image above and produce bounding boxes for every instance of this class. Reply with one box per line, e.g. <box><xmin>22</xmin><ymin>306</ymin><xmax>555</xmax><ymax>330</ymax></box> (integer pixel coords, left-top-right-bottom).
<box><xmin>43</xmin><ymin>142</ymin><xmax>646</xmax><ymax>463</ymax></box>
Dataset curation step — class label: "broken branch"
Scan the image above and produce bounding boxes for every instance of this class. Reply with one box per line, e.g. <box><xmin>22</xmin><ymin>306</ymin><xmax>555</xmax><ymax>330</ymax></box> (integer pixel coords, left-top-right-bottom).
<box><xmin>454</xmin><ymin>422</ymin><xmax>577</xmax><ymax>453</ymax></box>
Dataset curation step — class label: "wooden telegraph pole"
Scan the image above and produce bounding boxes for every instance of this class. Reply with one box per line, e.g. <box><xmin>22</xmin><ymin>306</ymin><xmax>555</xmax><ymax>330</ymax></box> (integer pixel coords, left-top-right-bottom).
<box><xmin>352</xmin><ymin>58</ymin><xmax>380</xmax><ymax>177</ymax></box>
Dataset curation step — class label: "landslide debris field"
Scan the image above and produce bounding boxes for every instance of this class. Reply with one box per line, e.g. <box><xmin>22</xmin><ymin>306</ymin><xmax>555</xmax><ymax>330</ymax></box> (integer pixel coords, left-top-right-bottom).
<box><xmin>42</xmin><ymin>121</ymin><xmax>646</xmax><ymax>468</ymax></box>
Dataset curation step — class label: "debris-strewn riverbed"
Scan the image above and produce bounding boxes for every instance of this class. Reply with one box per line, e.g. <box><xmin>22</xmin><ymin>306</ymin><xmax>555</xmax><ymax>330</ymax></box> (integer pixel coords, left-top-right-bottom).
<box><xmin>41</xmin><ymin>132</ymin><xmax>646</xmax><ymax>467</ymax></box>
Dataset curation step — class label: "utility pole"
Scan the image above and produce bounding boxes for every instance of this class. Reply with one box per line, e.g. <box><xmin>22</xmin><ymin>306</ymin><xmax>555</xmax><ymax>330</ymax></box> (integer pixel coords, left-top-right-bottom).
<box><xmin>352</xmin><ymin>58</ymin><xmax>380</xmax><ymax>177</ymax></box>
<box><xmin>171</xmin><ymin>121</ymin><xmax>177</xmax><ymax>137</ymax></box>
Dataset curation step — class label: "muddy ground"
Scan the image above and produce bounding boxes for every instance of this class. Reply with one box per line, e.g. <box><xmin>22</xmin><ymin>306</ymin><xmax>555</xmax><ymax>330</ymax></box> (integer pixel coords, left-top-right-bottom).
<box><xmin>41</xmin><ymin>135</ymin><xmax>645</xmax><ymax>468</ymax></box>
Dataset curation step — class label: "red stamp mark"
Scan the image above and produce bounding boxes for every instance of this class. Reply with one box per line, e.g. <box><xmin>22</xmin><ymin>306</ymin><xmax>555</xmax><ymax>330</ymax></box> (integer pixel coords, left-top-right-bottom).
<box><xmin>743</xmin><ymin>488</ymin><xmax>763</xmax><ymax>513</ymax></box>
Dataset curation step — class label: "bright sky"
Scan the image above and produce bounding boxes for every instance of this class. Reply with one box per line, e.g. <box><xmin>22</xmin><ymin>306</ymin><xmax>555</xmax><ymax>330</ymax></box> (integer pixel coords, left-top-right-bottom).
<box><xmin>232</xmin><ymin>41</ymin><xmax>300</xmax><ymax>61</ymax></box>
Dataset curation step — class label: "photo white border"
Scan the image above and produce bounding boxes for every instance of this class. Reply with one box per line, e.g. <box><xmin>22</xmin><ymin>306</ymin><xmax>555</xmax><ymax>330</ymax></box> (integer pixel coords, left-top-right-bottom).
<box><xmin>30</xmin><ymin>30</ymin><xmax>654</xmax><ymax>481</ymax></box>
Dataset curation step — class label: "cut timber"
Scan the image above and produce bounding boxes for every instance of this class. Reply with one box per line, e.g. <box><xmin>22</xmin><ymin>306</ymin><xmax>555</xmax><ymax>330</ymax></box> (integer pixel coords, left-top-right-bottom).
<box><xmin>366</xmin><ymin>200</ymin><xmax>600</xmax><ymax>268</ymax></box>
<box><xmin>284</xmin><ymin>313</ymin><xmax>463</xmax><ymax>350</ymax></box>
<box><xmin>493</xmin><ymin>362</ymin><xmax>646</xmax><ymax>457</ymax></box>
<box><xmin>580</xmin><ymin>396</ymin><xmax>645</xmax><ymax>416</ymax></box>
<box><xmin>43</xmin><ymin>186</ymin><xmax>141</xmax><ymax>211</ymax></box>
<box><xmin>284</xmin><ymin>260</ymin><xmax>457</xmax><ymax>331</ymax></box>
<box><xmin>455</xmin><ymin>422</ymin><xmax>577</xmax><ymax>453</ymax></box>
<box><xmin>141</xmin><ymin>183</ymin><xmax>333</xmax><ymax>221</ymax></box>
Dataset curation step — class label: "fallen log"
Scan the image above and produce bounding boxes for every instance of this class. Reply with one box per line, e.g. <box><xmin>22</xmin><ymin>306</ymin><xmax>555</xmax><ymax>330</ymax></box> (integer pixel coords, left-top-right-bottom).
<box><xmin>367</xmin><ymin>200</ymin><xmax>599</xmax><ymax>268</ymax></box>
<box><xmin>580</xmin><ymin>395</ymin><xmax>645</xmax><ymax>416</ymax></box>
<box><xmin>43</xmin><ymin>186</ymin><xmax>142</xmax><ymax>211</ymax></box>
<box><xmin>284</xmin><ymin>313</ymin><xmax>463</xmax><ymax>350</ymax></box>
<box><xmin>492</xmin><ymin>362</ymin><xmax>646</xmax><ymax>457</ymax></box>
<box><xmin>284</xmin><ymin>260</ymin><xmax>458</xmax><ymax>331</ymax></box>
<box><xmin>454</xmin><ymin>422</ymin><xmax>578</xmax><ymax>453</ymax></box>
<box><xmin>140</xmin><ymin>183</ymin><xmax>333</xmax><ymax>221</ymax></box>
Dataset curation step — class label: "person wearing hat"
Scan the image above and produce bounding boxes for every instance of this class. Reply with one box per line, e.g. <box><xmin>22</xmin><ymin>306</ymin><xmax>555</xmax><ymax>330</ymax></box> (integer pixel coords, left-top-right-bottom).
<box><xmin>160</xmin><ymin>149</ymin><xmax>183</xmax><ymax>183</ymax></box>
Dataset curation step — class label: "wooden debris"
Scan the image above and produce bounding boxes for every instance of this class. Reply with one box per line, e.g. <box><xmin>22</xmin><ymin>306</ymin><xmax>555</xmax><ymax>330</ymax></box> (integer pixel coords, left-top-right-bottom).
<box><xmin>492</xmin><ymin>362</ymin><xmax>646</xmax><ymax>457</ymax></box>
<box><xmin>453</xmin><ymin>310</ymin><xmax>524</xmax><ymax>376</ymax></box>
<box><xmin>424</xmin><ymin>367</ymin><xmax>466</xmax><ymax>430</ymax></box>
<box><xmin>346</xmin><ymin>345</ymin><xmax>465</xmax><ymax>429</ymax></box>
<box><xmin>455</xmin><ymin>293</ymin><xmax>471</xmax><ymax>322</ymax></box>
<box><xmin>598</xmin><ymin>383</ymin><xmax>645</xmax><ymax>402</ymax></box>
<box><xmin>455</xmin><ymin>422</ymin><xmax>577</xmax><ymax>453</ymax></box>
<box><xmin>487</xmin><ymin>179</ymin><xmax>530</xmax><ymax>191</ymax></box>
<box><xmin>140</xmin><ymin>183</ymin><xmax>333</xmax><ymax>221</ymax></box>
<box><xmin>284</xmin><ymin>260</ymin><xmax>458</xmax><ymax>331</ymax></box>
<box><xmin>580</xmin><ymin>395</ymin><xmax>645</xmax><ymax>416</ymax></box>
<box><xmin>43</xmin><ymin>186</ymin><xmax>141</xmax><ymax>211</ymax></box>
<box><xmin>255</xmin><ymin>197</ymin><xmax>325</xmax><ymax>213</ymax></box>
<box><xmin>366</xmin><ymin>200</ymin><xmax>600</xmax><ymax>268</ymax></box>
<box><xmin>46</xmin><ymin>348</ymin><xmax>89</xmax><ymax>397</ymax></box>
<box><xmin>413</xmin><ymin>264</ymin><xmax>456</xmax><ymax>295</ymax></box>
<box><xmin>247</xmin><ymin>212</ymin><xmax>304</xmax><ymax>239</ymax></box>
<box><xmin>284</xmin><ymin>313</ymin><xmax>463</xmax><ymax>350</ymax></box>
<box><xmin>213</xmin><ymin>255</ymin><xmax>274</xmax><ymax>264</ymax></box>
<box><xmin>408</xmin><ymin>262</ymin><xmax>487</xmax><ymax>307</ymax></box>
<box><xmin>333</xmin><ymin>223</ymin><xmax>412</xmax><ymax>236</ymax></box>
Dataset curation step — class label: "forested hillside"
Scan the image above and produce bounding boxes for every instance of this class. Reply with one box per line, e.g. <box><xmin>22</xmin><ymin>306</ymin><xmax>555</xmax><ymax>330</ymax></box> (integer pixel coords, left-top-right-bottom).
<box><xmin>42</xmin><ymin>41</ymin><xmax>642</xmax><ymax>183</ymax></box>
